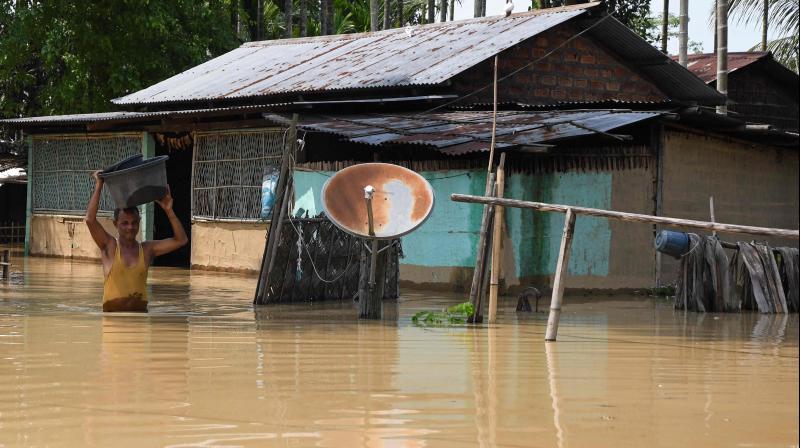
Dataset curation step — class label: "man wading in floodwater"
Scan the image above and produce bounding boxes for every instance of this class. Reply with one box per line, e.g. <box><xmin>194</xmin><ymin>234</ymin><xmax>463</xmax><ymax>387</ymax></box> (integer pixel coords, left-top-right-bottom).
<box><xmin>85</xmin><ymin>171</ymin><xmax>188</xmax><ymax>312</ymax></box>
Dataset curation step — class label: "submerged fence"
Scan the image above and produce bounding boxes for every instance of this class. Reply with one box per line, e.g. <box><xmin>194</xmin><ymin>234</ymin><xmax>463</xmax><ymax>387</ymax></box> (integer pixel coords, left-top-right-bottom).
<box><xmin>0</xmin><ymin>222</ymin><xmax>24</xmax><ymax>244</ymax></box>
<box><xmin>262</xmin><ymin>216</ymin><xmax>401</xmax><ymax>303</ymax></box>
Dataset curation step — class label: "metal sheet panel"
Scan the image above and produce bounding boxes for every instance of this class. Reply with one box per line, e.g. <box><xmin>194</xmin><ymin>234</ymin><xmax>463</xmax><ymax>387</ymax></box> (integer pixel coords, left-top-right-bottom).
<box><xmin>113</xmin><ymin>5</ymin><xmax>594</xmax><ymax>105</ymax></box>
<box><xmin>585</xmin><ymin>16</ymin><xmax>725</xmax><ymax>105</ymax></box>
<box><xmin>290</xmin><ymin>109</ymin><xmax>665</xmax><ymax>154</ymax></box>
<box><xmin>681</xmin><ymin>52</ymin><xmax>768</xmax><ymax>83</ymax></box>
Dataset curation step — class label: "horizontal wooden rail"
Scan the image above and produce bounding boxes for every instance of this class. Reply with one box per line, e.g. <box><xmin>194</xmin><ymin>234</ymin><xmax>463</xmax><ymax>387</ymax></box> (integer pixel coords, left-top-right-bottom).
<box><xmin>450</xmin><ymin>194</ymin><xmax>799</xmax><ymax>239</ymax></box>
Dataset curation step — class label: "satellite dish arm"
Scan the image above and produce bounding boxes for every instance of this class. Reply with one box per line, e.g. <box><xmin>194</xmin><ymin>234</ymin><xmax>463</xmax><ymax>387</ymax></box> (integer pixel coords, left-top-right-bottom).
<box><xmin>364</xmin><ymin>185</ymin><xmax>376</xmax><ymax>237</ymax></box>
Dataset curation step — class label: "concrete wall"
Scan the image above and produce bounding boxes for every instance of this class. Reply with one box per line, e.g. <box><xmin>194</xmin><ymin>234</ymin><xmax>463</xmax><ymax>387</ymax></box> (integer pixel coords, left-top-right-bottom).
<box><xmin>30</xmin><ymin>214</ymin><xmax>116</xmax><ymax>259</ymax></box>
<box><xmin>190</xmin><ymin>221</ymin><xmax>267</xmax><ymax>273</ymax></box>
<box><xmin>659</xmin><ymin>129</ymin><xmax>800</xmax><ymax>283</ymax></box>
<box><xmin>294</xmin><ymin>166</ymin><xmax>656</xmax><ymax>293</ymax></box>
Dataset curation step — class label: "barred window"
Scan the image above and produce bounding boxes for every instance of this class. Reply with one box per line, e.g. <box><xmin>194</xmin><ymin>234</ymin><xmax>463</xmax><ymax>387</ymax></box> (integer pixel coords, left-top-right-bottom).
<box><xmin>192</xmin><ymin>128</ymin><xmax>285</xmax><ymax>221</ymax></box>
<box><xmin>31</xmin><ymin>134</ymin><xmax>142</xmax><ymax>215</ymax></box>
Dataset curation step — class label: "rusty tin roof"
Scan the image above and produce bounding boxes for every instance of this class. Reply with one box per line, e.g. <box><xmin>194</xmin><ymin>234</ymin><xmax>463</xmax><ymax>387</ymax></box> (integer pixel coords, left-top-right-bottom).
<box><xmin>112</xmin><ymin>4</ymin><xmax>597</xmax><ymax>106</ymax></box>
<box><xmin>274</xmin><ymin>109</ymin><xmax>666</xmax><ymax>155</ymax></box>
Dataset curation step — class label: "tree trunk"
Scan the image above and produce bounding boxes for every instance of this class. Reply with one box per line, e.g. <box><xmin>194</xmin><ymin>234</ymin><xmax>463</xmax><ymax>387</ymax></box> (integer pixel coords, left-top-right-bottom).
<box><xmin>284</xmin><ymin>0</ymin><xmax>292</xmax><ymax>38</ymax></box>
<box><xmin>439</xmin><ymin>0</ymin><xmax>447</xmax><ymax>22</ymax></box>
<box><xmin>716</xmin><ymin>0</ymin><xmax>728</xmax><ymax>115</ymax></box>
<box><xmin>384</xmin><ymin>0</ymin><xmax>391</xmax><ymax>29</ymax></box>
<box><xmin>325</xmin><ymin>0</ymin><xmax>334</xmax><ymax>34</ymax></box>
<box><xmin>678</xmin><ymin>0</ymin><xmax>688</xmax><ymax>66</ymax></box>
<box><xmin>370</xmin><ymin>0</ymin><xmax>379</xmax><ymax>31</ymax></box>
<box><xmin>449</xmin><ymin>0</ymin><xmax>454</xmax><ymax>20</ymax></box>
<box><xmin>300</xmin><ymin>0</ymin><xmax>307</xmax><ymax>36</ymax></box>
<box><xmin>257</xmin><ymin>0</ymin><xmax>264</xmax><ymax>39</ymax></box>
<box><xmin>320</xmin><ymin>0</ymin><xmax>327</xmax><ymax>34</ymax></box>
<box><xmin>474</xmin><ymin>0</ymin><xmax>482</xmax><ymax>17</ymax></box>
<box><xmin>761</xmin><ymin>0</ymin><xmax>768</xmax><ymax>51</ymax></box>
<box><xmin>230</xmin><ymin>0</ymin><xmax>240</xmax><ymax>39</ymax></box>
<box><xmin>661</xmin><ymin>0</ymin><xmax>669</xmax><ymax>53</ymax></box>
<box><xmin>428</xmin><ymin>0</ymin><xmax>435</xmax><ymax>22</ymax></box>
<box><xmin>398</xmin><ymin>0</ymin><xmax>404</xmax><ymax>26</ymax></box>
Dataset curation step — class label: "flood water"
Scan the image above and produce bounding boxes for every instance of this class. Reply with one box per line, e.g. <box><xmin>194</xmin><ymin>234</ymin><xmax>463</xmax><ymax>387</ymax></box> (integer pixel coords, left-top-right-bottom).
<box><xmin>1</xmin><ymin>251</ymin><xmax>798</xmax><ymax>447</ymax></box>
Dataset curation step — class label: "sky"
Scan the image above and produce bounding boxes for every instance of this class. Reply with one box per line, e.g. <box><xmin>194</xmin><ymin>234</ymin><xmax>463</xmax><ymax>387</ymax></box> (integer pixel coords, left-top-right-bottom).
<box><xmin>451</xmin><ymin>0</ymin><xmax>770</xmax><ymax>55</ymax></box>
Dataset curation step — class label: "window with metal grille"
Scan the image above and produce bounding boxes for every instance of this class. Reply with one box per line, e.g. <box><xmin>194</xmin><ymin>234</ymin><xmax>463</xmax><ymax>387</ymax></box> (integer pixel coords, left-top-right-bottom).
<box><xmin>192</xmin><ymin>128</ymin><xmax>285</xmax><ymax>221</ymax></box>
<box><xmin>31</xmin><ymin>134</ymin><xmax>142</xmax><ymax>215</ymax></box>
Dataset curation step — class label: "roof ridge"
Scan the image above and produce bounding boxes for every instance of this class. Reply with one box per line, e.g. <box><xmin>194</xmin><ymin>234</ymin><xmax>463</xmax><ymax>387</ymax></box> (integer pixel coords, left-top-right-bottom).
<box><xmin>241</xmin><ymin>2</ymin><xmax>601</xmax><ymax>48</ymax></box>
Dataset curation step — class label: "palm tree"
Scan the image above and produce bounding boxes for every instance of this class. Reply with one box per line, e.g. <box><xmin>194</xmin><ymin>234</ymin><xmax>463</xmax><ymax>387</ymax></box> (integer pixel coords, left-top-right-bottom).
<box><xmin>728</xmin><ymin>0</ymin><xmax>798</xmax><ymax>71</ymax></box>
<box><xmin>370</xmin><ymin>0</ymin><xmax>379</xmax><ymax>30</ymax></box>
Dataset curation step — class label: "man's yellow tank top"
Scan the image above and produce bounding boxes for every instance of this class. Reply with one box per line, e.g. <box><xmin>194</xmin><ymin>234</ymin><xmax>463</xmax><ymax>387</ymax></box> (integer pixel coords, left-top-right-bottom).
<box><xmin>103</xmin><ymin>242</ymin><xmax>148</xmax><ymax>312</ymax></box>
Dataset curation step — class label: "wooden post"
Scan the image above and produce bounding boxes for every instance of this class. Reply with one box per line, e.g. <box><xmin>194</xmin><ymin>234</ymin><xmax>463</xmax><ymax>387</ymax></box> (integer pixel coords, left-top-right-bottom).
<box><xmin>1</xmin><ymin>249</ymin><xmax>9</xmax><ymax>281</ymax></box>
<box><xmin>488</xmin><ymin>153</ymin><xmax>506</xmax><ymax>324</ymax></box>
<box><xmin>709</xmin><ymin>196</ymin><xmax>716</xmax><ymax>237</ymax></box>
<box><xmin>24</xmin><ymin>136</ymin><xmax>33</xmax><ymax>256</ymax></box>
<box><xmin>254</xmin><ymin>114</ymin><xmax>298</xmax><ymax>304</ymax></box>
<box><xmin>469</xmin><ymin>174</ymin><xmax>496</xmax><ymax>323</ymax></box>
<box><xmin>545</xmin><ymin>208</ymin><xmax>576</xmax><ymax>342</ymax></box>
<box><xmin>449</xmin><ymin>194</ymin><xmax>800</xmax><ymax>239</ymax></box>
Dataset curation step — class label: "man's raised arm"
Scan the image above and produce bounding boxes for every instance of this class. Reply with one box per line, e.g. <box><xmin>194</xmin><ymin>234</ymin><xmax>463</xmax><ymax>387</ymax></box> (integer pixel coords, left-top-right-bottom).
<box><xmin>85</xmin><ymin>170</ymin><xmax>113</xmax><ymax>252</ymax></box>
<box><xmin>148</xmin><ymin>186</ymin><xmax>188</xmax><ymax>258</ymax></box>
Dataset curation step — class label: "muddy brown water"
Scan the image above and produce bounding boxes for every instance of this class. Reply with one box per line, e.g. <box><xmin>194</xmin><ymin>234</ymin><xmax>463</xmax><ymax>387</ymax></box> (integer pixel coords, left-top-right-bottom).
<box><xmin>1</xmin><ymin>252</ymin><xmax>798</xmax><ymax>447</ymax></box>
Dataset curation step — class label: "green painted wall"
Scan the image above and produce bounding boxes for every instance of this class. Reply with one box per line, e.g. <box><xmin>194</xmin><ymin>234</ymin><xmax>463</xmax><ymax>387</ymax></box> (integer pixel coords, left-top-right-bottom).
<box><xmin>506</xmin><ymin>172</ymin><xmax>611</xmax><ymax>277</ymax></box>
<box><xmin>293</xmin><ymin>168</ymin><xmax>611</xmax><ymax>278</ymax></box>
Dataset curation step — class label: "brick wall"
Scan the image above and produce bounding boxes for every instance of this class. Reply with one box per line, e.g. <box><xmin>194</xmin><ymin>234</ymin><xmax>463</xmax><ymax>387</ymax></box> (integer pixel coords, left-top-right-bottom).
<box><xmin>728</xmin><ymin>68</ymin><xmax>799</xmax><ymax>131</ymax></box>
<box><xmin>451</xmin><ymin>23</ymin><xmax>667</xmax><ymax>104</ymax></box>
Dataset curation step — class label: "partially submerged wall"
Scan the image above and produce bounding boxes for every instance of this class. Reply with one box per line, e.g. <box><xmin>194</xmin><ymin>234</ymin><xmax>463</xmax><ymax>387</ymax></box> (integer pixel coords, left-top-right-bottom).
<box><xmin>294</xmin><ymin>164</ymin><xmax>656</xmax><ymax>293</ymax></box>
<box><xmin>190</xmin><ymin>221</ymin><xmax>267</xmax><ymax>273</ymax></box>
<box><xmin>659</xmin><ymin>129</ymin><xmax>800</xmax><ymax>283</ymax></box>
<box><xmin>30</xmin><ymin>214</ymin><xmax>116</xmax><ymax>259</ymax></box>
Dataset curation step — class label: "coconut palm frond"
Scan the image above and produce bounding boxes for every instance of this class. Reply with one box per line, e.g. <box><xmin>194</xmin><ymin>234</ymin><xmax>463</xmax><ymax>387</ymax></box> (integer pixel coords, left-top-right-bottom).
<box><xmin>728</xmin><ymin>0</ymin><xmax>799</xmax><ymax>37</ymax></box>
<box><xmin>750</xmin><ymin>34</ymin><xmax>800</xmax><ymax>72</ymax></box>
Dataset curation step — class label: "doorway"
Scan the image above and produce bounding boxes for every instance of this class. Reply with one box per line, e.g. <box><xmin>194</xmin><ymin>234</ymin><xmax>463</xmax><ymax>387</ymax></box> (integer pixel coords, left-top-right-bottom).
<box><xmin>152</xmin><ymin>133</ymin><xmax>193</xmax><ymax>267</ymax></box>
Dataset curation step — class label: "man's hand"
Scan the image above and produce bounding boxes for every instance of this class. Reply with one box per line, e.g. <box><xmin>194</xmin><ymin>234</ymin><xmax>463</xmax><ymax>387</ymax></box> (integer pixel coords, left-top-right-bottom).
<box><xmin>92</xmin><ymin>170</ymin><xmax>104</xmax><ymax>185</ymax></box>
<box><xmin>155</xmin><ymin>185</ymin><xmax>174</xmax><ymax>212</ymax></box>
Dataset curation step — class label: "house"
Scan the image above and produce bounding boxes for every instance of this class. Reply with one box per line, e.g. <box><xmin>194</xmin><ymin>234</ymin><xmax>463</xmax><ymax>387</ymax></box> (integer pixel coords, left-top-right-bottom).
<box><xmin>681</xmin><ymin>52</ymin><xmax>799</xmax><ymax>131</ymax></box>
<box><xmin>2</xmin><ymin>3</ymin><xmax>797</xmax><ymax>292</ymax></box>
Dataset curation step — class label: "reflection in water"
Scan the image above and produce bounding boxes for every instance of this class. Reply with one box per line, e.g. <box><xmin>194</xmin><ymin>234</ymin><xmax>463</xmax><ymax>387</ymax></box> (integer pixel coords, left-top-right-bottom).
<box><xmin>0</xmin><ymin>256</ymin><xmax>797</xmax><ymax>447</ymax></box>
<box><xmin>545</xmin><ymin>342</ymin><xmax>564</xmax><ymax>448</ymax></box>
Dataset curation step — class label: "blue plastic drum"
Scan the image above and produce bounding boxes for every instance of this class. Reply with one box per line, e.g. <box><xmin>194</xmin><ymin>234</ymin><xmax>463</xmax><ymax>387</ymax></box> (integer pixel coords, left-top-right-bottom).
<box><xmin>654</xmin><ymin>230</ymin><xmax>690</xmax><ymax>258</ymax></box>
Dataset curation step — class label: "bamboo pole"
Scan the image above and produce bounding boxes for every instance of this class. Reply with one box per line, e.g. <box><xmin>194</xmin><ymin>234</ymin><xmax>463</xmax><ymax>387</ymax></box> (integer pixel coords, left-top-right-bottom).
<box><xmin>488</xmin><ymin>153</ymin><xmax>506</xmax><ymax>324</ymax></box>
<box><xmin>450</xmin><ymin>194</ymin><xmax>800</xmax><ymax>239</ymax></box>
<box><xmin>709</xmin><ymin>196</ymin><xmax>716</xmax><ymax>237</ymax></box>
<box><xmin>545</xmin><ymin>209</ymin><xmax>576</xmax><ymax>341</ymax></box>
<box><xmin>468</xmin><ymin>55</ymin><xmax>500</xmax><ymax>323</ymax></box>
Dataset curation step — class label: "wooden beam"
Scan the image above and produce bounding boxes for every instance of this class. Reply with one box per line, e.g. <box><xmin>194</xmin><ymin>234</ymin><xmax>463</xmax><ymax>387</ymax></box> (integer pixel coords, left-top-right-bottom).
<box><xmin>545</xmin><ymin>209</ymin><xmax>576</xmax><ymax>341</ymax></box>
<box><xmin>488</xmin><ymin>153</ymin><xmax>506</xmax><ymax>324</ymax></box>
<box><xmin>450</xmin><ymin>194</ymin><xmax>799</xmax><ymax>239</ymax></box>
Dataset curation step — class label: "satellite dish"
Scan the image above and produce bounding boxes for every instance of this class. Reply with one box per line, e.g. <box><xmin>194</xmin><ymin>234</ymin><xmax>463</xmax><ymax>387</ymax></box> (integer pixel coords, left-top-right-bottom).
<box><xmin>322</xmin><ymin>163</ymin><xmax>435</xmax><ymax>239</ymax></box>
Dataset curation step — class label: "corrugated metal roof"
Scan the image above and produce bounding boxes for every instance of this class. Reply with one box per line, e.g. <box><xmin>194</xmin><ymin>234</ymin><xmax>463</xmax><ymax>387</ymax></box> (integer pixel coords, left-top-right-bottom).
<box><xmin>272</xmin><ymin>109</ymin><xmax>665</xmax><ymax>155</ymax></box>
<box><xmin>0</xmin><ymin>96</ymin><xmax>456</xmax><ymax>129</ymax></box>
<box><xmin>0</xmin><ymin>104</ymin><xmax>293</xmax><ymax>128</ymax></box>
<box><xmin>584</xmin><ymin>16</ymin><xmax>725</xmax><ymax>105</ymax></box>
<box><xmin>112</xmin><ymin>4</ymin><xmax>597</xmax><ymax>106</ymax></box>
<box><xmin>681</xmin><ymin>52</ymin><xmax>768</xmax><ymax>83</ymax></box>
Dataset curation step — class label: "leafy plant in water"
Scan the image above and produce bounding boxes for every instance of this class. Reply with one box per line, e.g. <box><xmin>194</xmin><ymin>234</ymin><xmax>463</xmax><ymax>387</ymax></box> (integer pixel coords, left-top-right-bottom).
<box><xmin>412</xmin><ymin>302</ymin><xmax>475</xmax><ymax>327</ymax></box>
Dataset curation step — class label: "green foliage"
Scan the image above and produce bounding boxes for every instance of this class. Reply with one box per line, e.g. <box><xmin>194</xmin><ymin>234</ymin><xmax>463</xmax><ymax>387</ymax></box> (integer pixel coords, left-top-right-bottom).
<box><xmin>730</xmin><ymin>0</ymin><xmax>798</xmax><ymax>72</ymax></box>
<box><xmin>411</xmin><ymin>302</ymin><xmax>476</xmax><ymax>327</ymax></box>
<box><xmin>0</xmin><ymin>1</ymin><xmax>240</xmax><ymax>119</ymax></box>
<box><xmin>537</xmin><ymin>0</ymin><xmax>654</xmax><ymax>41</ymax></box>
<box><xmin>643</xmin><ymin>13</ymin><xmax>704</xmax><ymax>53</ymax></box>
